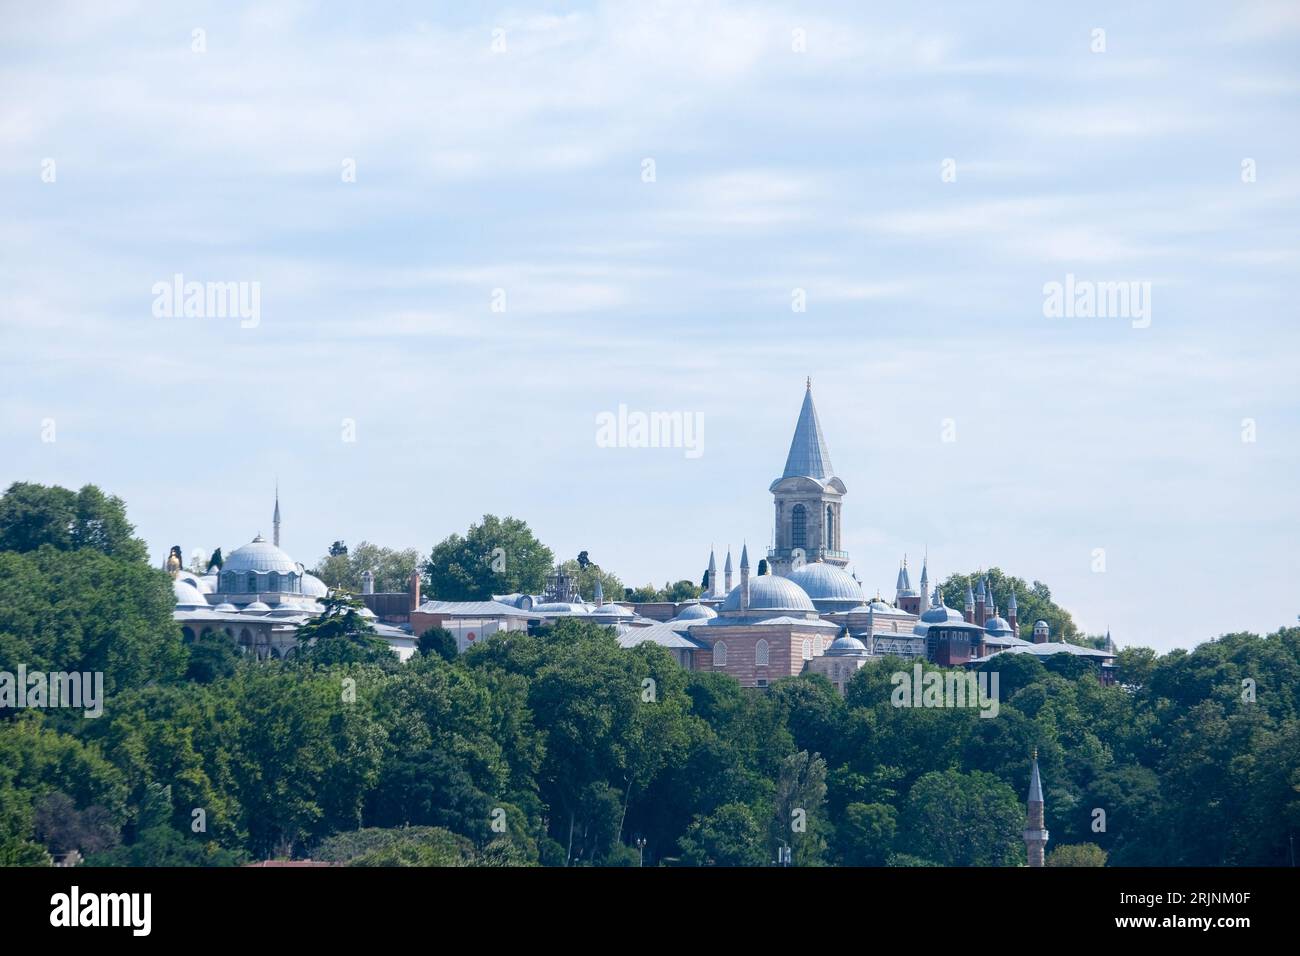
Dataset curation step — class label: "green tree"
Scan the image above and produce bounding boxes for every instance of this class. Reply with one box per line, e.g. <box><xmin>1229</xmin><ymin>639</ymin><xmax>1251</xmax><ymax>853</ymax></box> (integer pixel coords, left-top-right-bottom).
<box><xmin>1047</xmin><ymin>843</ymin><xmax>1107</xmax><ymax>866</ymax></box>
<box><xmin>313</xmin><ymin>541</ymin><xmax>421</xmax><ymax>594</ymax></box>
<box><xmin>838</xmin><ymin>802</ymin><xmax>897</xmax><ymax>866</ymax></box>
<box><xmin>900</xmin><ymin>769</ymin><xmax>1023</xmax><ymax>866</ymax></box>
<box><xmin>937</xmin><ymin>568</ymin><xmax>1080</xmax><ymax>643</ymax></box>
<box><xmin>0</xmin><ymin>482</ymin><xmax>148</xmax><ymax>562</ymax></box>
<box><xmin>425</xmin><ymin>516</ymin><xmax>554</xmax><ymax>601</ymax></box>
<box><xmin>418</xmin><ymin>627</ymin><xmax>459</xmax><ymax>662</ymax></box>
<box><xmin>679</xmin><ymin>803</ymin><xmax>768</xmax><ymax>866</ymax></box>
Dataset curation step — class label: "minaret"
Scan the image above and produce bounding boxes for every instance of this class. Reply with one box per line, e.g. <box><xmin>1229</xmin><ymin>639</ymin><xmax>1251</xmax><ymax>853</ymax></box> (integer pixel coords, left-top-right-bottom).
<box><xmin>272</xmin><ymin>484</ymin><xmax>281</xmax><ymax>548</ymax></box>
<box><xmin>724</xmin><ymin>548</ymin><xmax>733</xmax><ymax>593</ymax></box>
<box><xmin>740</xmin><ymin>543</ymin><xmax>750</xmax><ymax>611</ymax></box>
<box><xmin>918</xmin><ymin>556</ymin><xmax>929</xmax><ymax>613</ymax></box>
<box><xmin>974</xmin><ymin>576</ymin><xmax>986</xmax><ymax>626</ymax></box>
<box><xmin>965</xmin><ymin>580</ymin><xmax>976</xmax><ymax>624</ymax></box>
<box><xmin>708</xmin><ymin>549</ymin><xmax>719</xmax><ymax>598</ymax></box>
<box><xmin>594</xmin><ymin>578</ymin><xmax>605</xmax><ymax>607</ymax></box>
<box><xmin>1024</xmin><ymin>749</ymin><xmax>1049</xmax><ymax>867</ymax></box>
<box><xmin>1007</xmin><ymin>586</ymin><xmax>1018</xmax><ymax>637</ymax></box>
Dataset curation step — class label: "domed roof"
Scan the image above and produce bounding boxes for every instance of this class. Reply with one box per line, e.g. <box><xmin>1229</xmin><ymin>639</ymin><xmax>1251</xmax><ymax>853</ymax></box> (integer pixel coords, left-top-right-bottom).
<box><xmin>213</xmin><ymin>602</ymin><xmax>237</xmax><ymax>612</ymax></box>
<box><xmin>786</xmin><ymin>563</ymin><xmax>864</xmax><ymax>602</ymax></box>
<box><xmin>177</xmin><ymin>572</ymin><xmax>214</xmax><ymax>594</ymax></box>
<box><xmin>824</xmin><ymin>634</ymin><xmax>869</xmax><ymax>656</ymax></box>
<box><xmin>591</xmin><ymin>602</ymin><xmax>634</xmax><ymax>617</ymax></box>
<box><xmin>672</xmin><ymin>602</ymin><xmax>718</xmax><ymax>621</ymax></box>
<box><xmin>301</xmin><ymin>573</ymin><xmax>328</xmax><ymax>598</ymax></box>
<box><xmin>921</xmin><ymin>603</ymin><xmax>966</xmax><ymax>624</ymax></box>
<box><xmin>532</xmin><ymin>602</ymin><xmax>589</xmax><ymax>614</ymax></box>
<box><xmin>224</xmin><ymin>536</ymin><xmax>298</xmax><ymax>574</ymax></box>
<box><xmin>986</xmin><ymin>616</ymin><xmax>1013</xmax><ymax>635</ymax></box>
<box><xmin>172</xmin><ymin>578</ymin><xmax>209</xmax><ymax>606</ymax></box>
<box><xmin>719</xmin><ymin>575</ymin><xmax>815</xmax><ymax>613</ymax></box>
<box><xmin>244</xmin><ymin>601</ymin><xmax>271</xmax><ymax>612</ymax></box>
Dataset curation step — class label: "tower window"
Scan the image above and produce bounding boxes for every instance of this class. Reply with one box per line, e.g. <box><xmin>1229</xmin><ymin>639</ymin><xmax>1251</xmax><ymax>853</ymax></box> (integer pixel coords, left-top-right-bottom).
<box><xmin>755</xmin><ymin>639</ymin><xmax>770</xmax><ymax>666</ymax></box>
<box><xmin>791</xmin><ymin>504</ymin><xmax>807</xmax><ymax>549</ymax></box>
<box><xmin>826</xmin><ymin>506</ymin><xmax>835</xmax><ymax>550</ymax></box>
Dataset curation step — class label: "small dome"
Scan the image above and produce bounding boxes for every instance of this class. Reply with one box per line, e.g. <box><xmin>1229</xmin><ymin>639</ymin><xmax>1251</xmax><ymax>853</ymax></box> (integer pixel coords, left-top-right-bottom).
<box><xmin>591</xmin><ymin>603</ymin><xmax>633</xmax><ymax>617</ymax></box>
<box><xmin>244</xmin><ymin>601</ymin><xmax>271</xmax><ymax>612</ymax></box>
<box><xmin>921</xmin><ymin>603</ymin><xmax>966</xmax><ymax>624</ymax></box>
<box><xmin>177</xmin><ymin>573</ymin><xmax>214</xmax><ymax>594</ymax></box>
<box><xmin>224</xmin><ymin>536</ymin><xmax>298</xmax><ymax>574</ymax></box>
<box><xmin>300</xmin><ymin>573</ymin><xmax>329</xmax><ymax>598</ymax></box>
<box><xmin>824</xmin><ymin>634</ymin><xmax>869</xmax><ymax>656</ymax></box>
<box><xmin>719</xmin><ymin>575</ymin><xmax>815</xmax><ymax>613</ymax></box>
<box><xmin>213</xmin><ymin>602</ymin><xmax>237</xmax><ymax>612</ymax></box>
<box><xmin>532</xmin><ymin>602</ymin><xmax>589</xmax><ymax>614</ymax></box>
<box><xmin>1034</xmin><ymin>620</ymin><xmax>1049</xmax><ymax>628</ymax></box>
<box><xmin>672</xmin><ymin>602</ymin><xmax>718</xmax><ymax>622</ymax></box>
<box><xmin>172</xmin><ymin>579</ymin><xmax>209</xmax><ymax>607</ymax></box>
<box><xmin>986</xmin><ymin>616</ymin><xmax>1014</xmax><ymax>636</ymax></box>
<box><xmin>787</xmin><ymin>563</ymin><xmax>864</xmax><ymax>602</ymax></box>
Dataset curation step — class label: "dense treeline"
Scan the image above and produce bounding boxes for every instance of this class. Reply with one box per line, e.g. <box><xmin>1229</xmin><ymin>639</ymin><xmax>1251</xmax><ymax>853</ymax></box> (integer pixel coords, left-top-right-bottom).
<box><xmin>1</xmin><ymin>482</ymin><xmax>1297</xmax><ymax>866</ymax></box>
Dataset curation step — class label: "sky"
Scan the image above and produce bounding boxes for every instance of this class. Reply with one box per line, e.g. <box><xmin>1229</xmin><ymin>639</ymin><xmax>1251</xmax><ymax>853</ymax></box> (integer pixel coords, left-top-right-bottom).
<box><xmin>1</xmin><ymin>1</ymin><xmax>1297</xmax><ymax>652</ymax></box>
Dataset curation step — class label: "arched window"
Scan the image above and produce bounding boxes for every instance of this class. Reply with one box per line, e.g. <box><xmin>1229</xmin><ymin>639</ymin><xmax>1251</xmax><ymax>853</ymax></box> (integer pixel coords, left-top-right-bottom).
<box><xmin>247</xmin><ymin>572</ymin><xmax>258</xmax><ymax>593</ymax></box>
<box><xmin>221</xmin><ymin>571</ymin><xmax>233</xmax><ymax>592</ymax></box>
<box><xmin>755</xmin><ymin>639</ymin><xmax>770</xmax><ymax>666</ymax></box>
<box><xmin>802</xmin><ymin>639</ymin><xmax>812</xmax><ymax>660</ymax></box>
<box><xmin>814</xmin><ymin>636</ymin><xmax>824</xmax><ymax>655</ymax></box>
<box><xmin>239</xmin><ymin>628</ymin><xmax>252</xmax><ymax>648</ymax></box>
<box><xmin>825</xmin><ymin>506</ymin><xmax>835</xmax><ymax>550</ymax></box>
<box><xmin>268</xmin><ymin>572</ymin><xmax>280</xmax><ymax>592</ymax></box>
<box><xmin>713</xmin><ymin>642</ymin><xmax>728</xmax><ymax>667</ymax></box>
<box><xmin>182</xmin><ymin>627</ymin><xmax>195</xmax><ymax>642</ymax></box>
<box><xmin>791</xmin><ymin>504</ymin><xmax>807</xmax><ymax>549</ymax></box>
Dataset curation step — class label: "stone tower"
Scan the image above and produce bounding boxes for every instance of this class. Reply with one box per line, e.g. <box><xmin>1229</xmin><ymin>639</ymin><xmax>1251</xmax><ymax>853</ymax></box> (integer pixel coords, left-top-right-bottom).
<box><xmin>1023</xmin><ymin>750</ymin><xmax>1049</xmax><ymax>867</ymax></box>
<box><xmin>769</xmin><ymin>379</ymin><xmax>847</xmax><ymax>575</ymax></box>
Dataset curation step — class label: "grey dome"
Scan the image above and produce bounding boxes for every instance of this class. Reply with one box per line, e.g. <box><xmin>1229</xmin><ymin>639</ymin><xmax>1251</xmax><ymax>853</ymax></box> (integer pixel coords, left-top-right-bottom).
<box><xmin>672</xmin><ymin>602</ymin><xmax>718</xmax><ymax>621</ymax></box>
<box><xmin>172</xmin><ymin>578</ymin><xmax>209</xmax><ymax>607</ymax></box>
<box><xmin>921</xmin><ymin>603</ymin><xmax>966</xmax><ymax>624</ymax></box>
<box><xmin>591</xmin><ymin>603</ymin><xmax>634</xmax><ymax>617</ymax></box>
<box><xmin>300</xmin><ymin>573</ymin><xmax>329</xmax><ymax>598</ymax></box>
<box><xmin>719</xmin><ymin>575</ymin><xmax>815</xmax><ymax>613</ymax></box>
<box><xmin>787</xmin><ymin>563</ymin><xmax>863</xmax><ymax>602</ymax></box>
<box><xmin>224</xmin><ymin>536</ymin><xmax>298</xmax><ymax>574</ymax></box>
<box><xmin>213</xmin><ymin>602</ymin><xmax>237</xmax><ymax>612</ymax></box>
<box><xmin>825</xmin><ymin>634</ymin><xmax>868</xmax><ymax>656</ymax></box>
<box><xmin>244</xmin><ymin>601</ymin><xmax>271</xmax><ymax>612</ymax></box>
<box><xmin>986</xmin><ymin>616</ymin><xmax>1014</xmax><ymax>636</ymax></box>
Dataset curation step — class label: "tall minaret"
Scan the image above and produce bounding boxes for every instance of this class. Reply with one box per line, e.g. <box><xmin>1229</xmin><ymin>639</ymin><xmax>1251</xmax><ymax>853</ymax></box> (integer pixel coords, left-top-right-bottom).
<box><xmin>1007</xmin><ymin>586</ymin><xmax>1018</xmax><ymax>637</ymax></box>
<box><xmin>594</xmin><ymin>578</ymin><xmax>605</xmax><ymax>607</ymax></box>
<box><xmin>1024</xmin><ymin>749</ymin><xmax>1049</xmax><ymax>867</ymax></box>
<box><xmin>918</xmin><ymin>556</ymin><xmax>929</xmax><ymax>613</ymax></box>
<box><xmin>707</xmin><ymin>548</ymin><xmax>719</xmax><ymax>598</ymax></box>
<box><xmin>974</xmin><ymin>576</ymin><xmax>986</xmax><ymax>625</ymax></box>
<box><xmin>724</xmin><ymin>548</ymin><xmax>733</xmax><ymax>593</ymax></box>
<box><xmin>740</xmin><ymin>543</ymin><xmax>750</xmax><ymax>611</ymax></box>
<box><xmin>965</xmin><ymin>580</ymin><xmax>976</xmax><ymax>623</ymax></box>
<box><xmin>272</xmin><ymin>484</ymin><xmax>281</xmax><ymax>548</ymax></box>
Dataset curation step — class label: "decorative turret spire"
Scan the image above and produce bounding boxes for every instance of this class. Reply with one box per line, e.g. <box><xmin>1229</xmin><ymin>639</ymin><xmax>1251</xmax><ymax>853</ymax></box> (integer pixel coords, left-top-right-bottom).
<box><xmin>1024</xmin><ymin>749</ymin><xmax>1049</xmax><ymax>867</ymax></box>
<box><xmin>724</xmin><ymin>547</ymin><xmax>733</xmax><ymax>593</ymax></box>
<box><xmin>739</xmin><ymin>543</ymin><xmax>750</xmax><ymax>611</ymax></box>
<box><xmin>708</xmin><ymin>548</ymin><xmax>718</xmax><ymax>598</ymax></box>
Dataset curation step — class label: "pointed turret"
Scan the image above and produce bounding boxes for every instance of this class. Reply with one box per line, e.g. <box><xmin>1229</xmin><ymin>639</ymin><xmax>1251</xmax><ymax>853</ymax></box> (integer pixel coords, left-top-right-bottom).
<box><xmin>1007</xmin><ymin>586</ymin><xmax>1018</xmax><ymax>636</ymax></box>
<box><xmin>918</xmin><ymin>555</ymin><xmax>929</xmax><ymax>606</ymax></box>
<box><xmin>594</xmin><ymin>577</ymin><xmax>604</xmax><ymax>607</ymax></box>
<box><xmin>724</xmin><ymin>548</ymin><xmax>734</xmax><ymax>593</ymax></box>
<box><xmin>1024</xmin><ymin>749</ymin><xmax>1049</xmax><ymax>867</ymax></box>
<box><xmin>965</xmin><ymin>580</ymin><xmax>976</xmax><ymax>624</ymax></box>
<box><xmin>707</xmin><ymin>548</ymin><xmax>719</xmax><ymax>598</ymax></box>
<box><xmin>740</xmin><ymin>543</ymin><xmax>750</xmax><ymax>611</ymax></box>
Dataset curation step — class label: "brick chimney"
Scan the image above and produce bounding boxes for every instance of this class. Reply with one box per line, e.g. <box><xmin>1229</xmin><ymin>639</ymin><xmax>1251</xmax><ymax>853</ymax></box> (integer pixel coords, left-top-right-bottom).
<box><xmin>409</xmin><ymin>569</ymin><xmax>421</xmax><ymax>612</ymax></box>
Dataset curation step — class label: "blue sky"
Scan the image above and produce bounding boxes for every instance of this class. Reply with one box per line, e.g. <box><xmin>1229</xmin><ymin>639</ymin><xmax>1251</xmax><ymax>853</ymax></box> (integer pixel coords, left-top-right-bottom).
<box><xmin>2</xmin><ymin>1</ymin><xmax>1297</xmax><ymax>651</ymax></box>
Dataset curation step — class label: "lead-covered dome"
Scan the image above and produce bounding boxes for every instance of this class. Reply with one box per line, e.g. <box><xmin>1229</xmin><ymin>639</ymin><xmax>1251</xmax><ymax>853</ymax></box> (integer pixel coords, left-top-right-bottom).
<box><xmin>719</xmin><ymin>575</ymin><xmax>815</xmax><ymax>613</ymax></box>
<box><xmin>786</xmin><ymin>562</ymin><xmax>863</xmax><ymax>604</ymax></box>
<box><xmin>172</xmin><ymin>578</ymin><xmax>209</xmax><ymax>607</ymax></box>
<box><xmin>223</xmin><ymin>535</ymin><xmax>298</xmax><ymax>573</ymax></box>
<box><xmin>671</xmin><ymin>602</ymin><xmax>718</xmax><ymax>622</ymax></box>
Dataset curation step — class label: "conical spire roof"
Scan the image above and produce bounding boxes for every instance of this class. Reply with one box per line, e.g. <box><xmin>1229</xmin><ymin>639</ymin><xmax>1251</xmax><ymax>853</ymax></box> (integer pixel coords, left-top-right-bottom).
<box><xmin>1028</xmin><ymin>752</ymin><xmax>1043</xmax><ymax>804</ymax></box>
<box><xmin>781</xmin><ymin>381</ymin><xmax>834</xmax><ymax>480</ymax></box>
